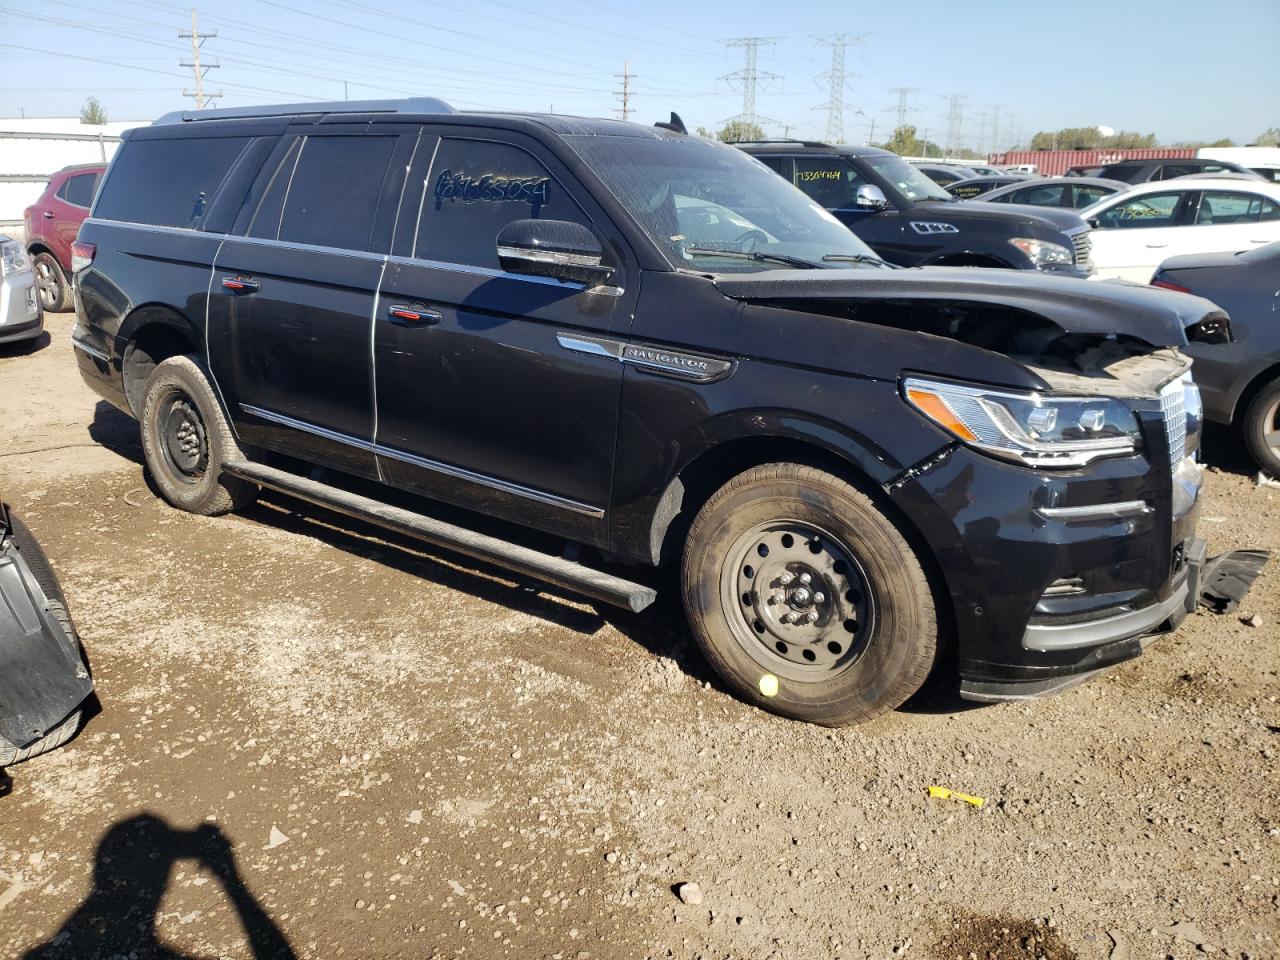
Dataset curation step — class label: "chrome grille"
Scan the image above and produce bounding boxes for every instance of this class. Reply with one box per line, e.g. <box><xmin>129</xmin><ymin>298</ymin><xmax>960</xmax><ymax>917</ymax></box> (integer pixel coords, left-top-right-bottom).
<box><xmin>1160</xmin><ymin>378</ymin><xmax>1186</xmax><ymax>467</ymax></box>
<box><xmin>1070</xmin><ymin>230</ymin><xmax>1092</xmax><ymax>265</ymax></box>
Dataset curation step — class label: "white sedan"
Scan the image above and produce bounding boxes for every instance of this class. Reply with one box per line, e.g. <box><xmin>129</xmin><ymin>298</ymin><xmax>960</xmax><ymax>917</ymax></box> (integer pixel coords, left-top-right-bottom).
<box><xmin>1080</xmin><ymin>178</ymin><xmax>1280</xmax><ymax>282</ymax></box>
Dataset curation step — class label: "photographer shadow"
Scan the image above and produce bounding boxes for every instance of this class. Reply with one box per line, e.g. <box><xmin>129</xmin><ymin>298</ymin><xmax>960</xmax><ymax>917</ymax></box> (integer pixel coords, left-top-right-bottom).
<box><xmin>23</xmin><ymin>813</ymin><xmax>295</xmax><ymax>960</ymax></box>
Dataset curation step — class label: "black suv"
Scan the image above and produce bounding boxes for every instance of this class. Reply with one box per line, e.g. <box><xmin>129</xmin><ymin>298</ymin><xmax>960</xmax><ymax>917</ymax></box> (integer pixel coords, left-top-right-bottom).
<box><xmin>739</xmin><ymin>141</ymin><xmax>1094</xmax><ymax>275</ymax></box>
<box><xmin>73</xmin><ymin>100</ymin><xmax>1215</xmax><ymax>724</ymax></box>
<box><xmin>1094</xmin><ymin>157</ymin><xmax>1261</xmax><ymax>184</ymax></box>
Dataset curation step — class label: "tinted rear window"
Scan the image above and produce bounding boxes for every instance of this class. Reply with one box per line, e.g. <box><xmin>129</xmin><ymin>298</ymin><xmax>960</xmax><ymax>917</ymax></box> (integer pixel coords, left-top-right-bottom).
<box><xmin>95</xmin><ymin>136</ymin><xmax>250</xmax><ymax>228</ymax></box>
<box><xmin>277</xmin><ymin>135</ymin><xmax>397</xmax><ymax>251</ymax></box>
<box><xmin>62</xmin><ymin>172</ymin><xmax>99</xmax><ymax>207</ymax></box>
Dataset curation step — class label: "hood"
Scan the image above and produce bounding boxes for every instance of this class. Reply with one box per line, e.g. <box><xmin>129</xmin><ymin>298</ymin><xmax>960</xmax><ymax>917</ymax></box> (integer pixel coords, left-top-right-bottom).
<box><xmin>911</xmin><ymin>199</ymin><xmax>1086</xmax><ymax>233</ymax></box>
<box><xmin>713</xmin><ymin>267</ymin><xmax>1227</xmax><ymax>348</ymax></box>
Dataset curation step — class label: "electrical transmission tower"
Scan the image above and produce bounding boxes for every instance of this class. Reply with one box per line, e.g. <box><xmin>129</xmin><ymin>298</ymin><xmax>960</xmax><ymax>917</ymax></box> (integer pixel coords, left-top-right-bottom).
<box><xmin>989</xmin><ymin>102</ymin><xmax>1004</xmax><ymax>153</ymax></box>
<box><xmin>614</xmin><ymin>60</ymin><xmax>634</xmax><ymax>121</ymax></box>
<box><xmin>179</xmin><ymin>8</ymin><xmax>221</xmax><ymax>109</ymax></box>
<box><xmin>888</xmin><ymin>86</ymin><xmax>918</xmax><ymax>132</ymax></box>
<box><xmin>813</xmin><ymin>34</ymin><xmax>865</xmax><ymax>144</ymax></box>
<box><xmin>941</xmin><ymin>93</ymin><xmax>968</xmax><ymax>157</ymax></box>
<box><xmin>720</xmin><ymin>37</ymin><xmax>782</xmax><ymax>130</ymax></box>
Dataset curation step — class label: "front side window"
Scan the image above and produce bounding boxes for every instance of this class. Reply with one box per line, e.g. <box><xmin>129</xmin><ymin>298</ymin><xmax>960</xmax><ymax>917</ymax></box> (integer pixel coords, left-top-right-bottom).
<box><xmin>564</xmin><ymin>135</ymin><xmax>878</xmax><ymax>273</ymax></box>
<box><xmin>1008</xmin><ymin>184</ymin><xmax>1069</xmax><ymax>207</ymax></box>
<box><xmin>793</xmin><ymin>157</ymin><xmax>865</xmax><ymax>209</ymax></box>
<box><xmin>862</xmin><ymin>155</ymin><xmax>953</xmax><ymax>202</ymax></box>
<box><xmin>1072</xmin><ymin>184</ymin><xmax>1115</xmax><ymax>208</ymax></box>
<box><xmin>414</xmin><ymin>138</ymin><xmax>592</xmax><ymax>270</ymax></box>
<box><xmin>94</xmin><ymin>136</ymin><xmax>251</xmax><ymax>228</ymax></box>
<box><xmin>1094</xmin><ymin>192</ymin><xmax>1184</xmax><ymax>229</ymax></box>
<box><xmin>1195</xmin><ymin>191</ymin><xmax>1274</xmax><ymax>225</ymax></box>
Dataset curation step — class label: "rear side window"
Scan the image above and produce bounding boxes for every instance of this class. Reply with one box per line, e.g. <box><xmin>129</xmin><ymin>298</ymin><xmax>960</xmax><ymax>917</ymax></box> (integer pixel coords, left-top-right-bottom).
<box><xmin>1100</xmin><ymin>163</ymin><xmax>1145</xmax><ymax>182</ymax></box>
<box><xmin>413</xmin><ymin>137</ymin><xmax>590</xmax><ymax>270</ymax></box>
<box><xmin>1009</xmin><ymin>184</ymin><xmax>1069</xmax><ymax>207</ymax></box>
<box><xmin>1196</xmin><ymin>191</ymin><xmax>1276</xmax><ymax>224</ymax></box>
<box><xmin>1072</xmin><ymin>184</ymin><xmax>1114</xmax><ymax>207</ymax></box>
<box><xmin>94</xmin><ymin>137</ymin><xmax>250</xmax><ymax>228</ymax></box>
<box><xmin>61</xmin><ymin>172</ymin><xmax>99</xmax><ymax>207</ymax></box>
<box><xmin>271</xmin><ymin>135</ymin><xmax>398</xmax><ymax>251</ymax></box>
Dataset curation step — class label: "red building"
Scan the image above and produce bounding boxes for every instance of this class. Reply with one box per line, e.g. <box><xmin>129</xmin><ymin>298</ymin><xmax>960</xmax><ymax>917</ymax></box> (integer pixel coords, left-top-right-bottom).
<box><xmin>988</xmin><ymin>148</ymin><xmax>1196</xmax><ymax>177</ymax></box>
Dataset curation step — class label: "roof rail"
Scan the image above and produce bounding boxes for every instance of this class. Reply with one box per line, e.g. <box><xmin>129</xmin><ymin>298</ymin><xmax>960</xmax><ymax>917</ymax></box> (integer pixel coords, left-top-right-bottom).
<box><xmin>726</xmin><ymin>138</ymin><xmax>834</xmax><ymax>148</ymax></box>
<box><xmin>153</xmin><ymin>97</ymin><xmax>456</xmax><ymax>125</ymax></box>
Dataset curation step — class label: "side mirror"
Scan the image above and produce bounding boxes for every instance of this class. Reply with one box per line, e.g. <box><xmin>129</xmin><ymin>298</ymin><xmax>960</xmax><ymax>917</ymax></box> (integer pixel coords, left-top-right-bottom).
<box><xmin>496</xmin><ymin>219</ymin><xmax>614</xmax><ymax>286</ymax></box>
<box><xmin>855</xmin><ymin>184</ymin><xmax>890</xmax><ymax>210</ymax></box>
<box><xmin>1086</xmin><ymin>216</ymin><xmax>1101</xmax><ymax>229</ymax></box>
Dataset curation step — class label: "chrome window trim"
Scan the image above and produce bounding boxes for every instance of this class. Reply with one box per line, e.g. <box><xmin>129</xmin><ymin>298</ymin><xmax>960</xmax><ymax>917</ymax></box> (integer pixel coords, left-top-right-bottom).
<box><xmin>239</xmin><ymin>403</ymin><xmax>604</xmax><ymax>518</ymax></box>
<box><xmin>81</xmin><ymin>218</ymin><xmax>230</xmax><ymax>240</ymax></box>
<box><xmin>386</xmin><ymin>253</ymin><xmax>587</xmax><ymax>290</ymax></box>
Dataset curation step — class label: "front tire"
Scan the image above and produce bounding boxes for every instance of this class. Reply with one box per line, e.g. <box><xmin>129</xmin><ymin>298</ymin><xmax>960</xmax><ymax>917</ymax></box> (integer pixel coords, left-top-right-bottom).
<box><xmin>140</xmin><ymin>355</ymin><xmax>257</xmax><ymax>516</ymax></box>
<box><xmin>1242</xmin><ymin>378</ymin><xmax>1280</xmax><ymax>477</ymax></box>
<box><xmin>682</xmin><ymin>463</ymin><xmax>937</xmax><ymax>726</ymax></box>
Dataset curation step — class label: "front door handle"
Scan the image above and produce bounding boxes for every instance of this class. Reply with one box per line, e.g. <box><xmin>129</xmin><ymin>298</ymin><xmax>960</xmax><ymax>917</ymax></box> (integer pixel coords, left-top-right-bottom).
<box><xmin>221</xmin><ymin>276</ymin><xmax>260</xmax><ymax>293</ymax></box>
<box><xmin>1144</xmin><ymin>242</ymin><xmax>1168</xmax><ymax>249</ymax></box>
<box><xmin>388</xmin><ymin>304</ymin><xmax>442</xmax><ymax>326</ymax></box>
<box><xmin>42</xmin><ymin>211</ymin><xmax>54</xmax><ymax>219</ymax></box>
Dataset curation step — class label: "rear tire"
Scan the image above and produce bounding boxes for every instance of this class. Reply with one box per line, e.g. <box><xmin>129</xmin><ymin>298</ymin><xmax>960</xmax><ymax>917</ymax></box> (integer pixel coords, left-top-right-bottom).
<box><xmin>1242</xmin><ymin>378</ymin><xmax>1280</xmax><ymax>477</ymax></box>
<box><xmin>681</xmin><ymin>463</ymin><xmax>937</xmax><ymax>726</ymax></box>
<box><xmin>32</xmin><ymin>252</ymin><xmax>70</xmax><ymax>313</ymax></box>
<box><xmin>140</xmin><ymin>354</ymin><xmax>257</xmax><ymax>516</ymax></box>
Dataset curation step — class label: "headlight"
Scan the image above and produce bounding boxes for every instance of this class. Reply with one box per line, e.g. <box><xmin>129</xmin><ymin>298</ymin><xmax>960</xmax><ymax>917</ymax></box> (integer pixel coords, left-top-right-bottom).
<box><xmin>903</xmin><ymin>376</ymin><xmax>1140</xmax><ymax>468</ymax></box>
<box><xmin>1183</xmin><ymin>371</ymin><xmax>1202</xmax><ymax>456</ymax></box>
<box><xmin>0</xmin><ymin>239</ymin><xmax>28</xmax><ymax>276</ymax></box>
<box><xmin>1009</xmin><ymin>236</ymin><xmax>1073</xmax><ymax>267</ymax></box>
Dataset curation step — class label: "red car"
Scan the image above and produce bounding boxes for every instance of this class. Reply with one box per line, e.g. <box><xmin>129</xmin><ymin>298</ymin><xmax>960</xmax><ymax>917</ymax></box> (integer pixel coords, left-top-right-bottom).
<box><xmin>23</xmin><ymin>163</ymin><xmax>106</xmax><ymax>313</ymax></box>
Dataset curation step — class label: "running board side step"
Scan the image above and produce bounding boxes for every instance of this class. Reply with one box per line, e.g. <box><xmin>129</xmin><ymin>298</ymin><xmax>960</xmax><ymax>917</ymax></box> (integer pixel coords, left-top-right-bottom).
<box><xmin>220</xmin><ymin>460</ymin><xmax>657</xmax><ymax>613</ymax></box>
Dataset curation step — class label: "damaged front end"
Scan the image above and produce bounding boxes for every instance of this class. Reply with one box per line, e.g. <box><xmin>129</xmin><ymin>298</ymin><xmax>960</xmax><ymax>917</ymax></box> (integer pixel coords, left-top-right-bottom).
<box><xmin>717</xmin><ymin>267</ymin><xmax>1239</xmax><ymax>701</ymax></box>
<box><xmin>0</xmin><ymin>503</ymin><xmax>92</xmax><ymax>766</ymax></box>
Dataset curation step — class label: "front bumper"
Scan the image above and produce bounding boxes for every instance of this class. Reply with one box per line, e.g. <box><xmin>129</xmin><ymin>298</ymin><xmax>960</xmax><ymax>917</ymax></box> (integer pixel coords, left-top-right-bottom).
<box><xmin>889</xmin><ymin>436</ymin><xmax>1203</xmax><ymax>703</ymax></box>
<box><xmin>0</xmin><ymin>270</ymin><xmax>43</xmax><ymax>343</ymax></box>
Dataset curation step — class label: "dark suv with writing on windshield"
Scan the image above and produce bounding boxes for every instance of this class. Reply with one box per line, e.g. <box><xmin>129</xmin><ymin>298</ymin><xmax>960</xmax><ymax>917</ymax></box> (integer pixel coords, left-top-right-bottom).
<box><xmin>73</xmin><ymin>100</ymin><xmax>1218</xmax><ymax>725</ymax></box>
<box><xmin>740</xmin><ymin>141</ymin><xmax>1094</xmax><ymax>274</ymax></box>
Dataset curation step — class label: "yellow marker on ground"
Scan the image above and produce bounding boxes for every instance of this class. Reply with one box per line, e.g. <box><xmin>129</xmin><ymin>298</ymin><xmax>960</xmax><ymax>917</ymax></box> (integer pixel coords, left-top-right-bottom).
<box><xmin>758</xmin><ymin>673</ymin><xmax>779</xmax><ymax>697</ymax></box>
<box><xmin>928</xmin><ymin>785</ymin><xmax>985</xmax><ymax>808</ymax></box>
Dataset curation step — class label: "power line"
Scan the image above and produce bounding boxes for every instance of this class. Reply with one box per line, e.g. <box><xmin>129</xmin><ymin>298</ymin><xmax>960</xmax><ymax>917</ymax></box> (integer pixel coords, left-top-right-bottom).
<box><xmin>178</xmin><ymin>7</ymin><xmax>220</xmax><ymax>109</ymax></box>
<box><xmin>813</xmin><ymin>33</ymin><xmax>866</xmax><ymax>144</ymax></box>
<box><xmin>720</xmin><ymin>36</ymin><xmax>782</xmax><ymax>129</ymax></box>
<box><xmin>614</xmin><ymin>60</ymin><xmax>634</xmax><ymax>121</ymax></box>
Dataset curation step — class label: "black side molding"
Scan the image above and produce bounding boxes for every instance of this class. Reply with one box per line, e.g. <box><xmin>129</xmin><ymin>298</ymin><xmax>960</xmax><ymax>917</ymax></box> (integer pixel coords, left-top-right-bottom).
<box><xmin>220</xmin><ymin>460</ymin><xmax>656</xmax><ymax>613</ymax></box>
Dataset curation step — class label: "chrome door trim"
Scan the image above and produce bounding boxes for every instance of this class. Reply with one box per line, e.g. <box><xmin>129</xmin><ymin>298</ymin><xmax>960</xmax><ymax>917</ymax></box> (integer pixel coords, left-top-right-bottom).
<box><xmin>556</xmin><ymin>332</ymin><xmax>734</xmax><ymax>383</ymax></box>
<box><xmin>239</xmin><ymin>403</ymin><xmax>604</xmax><ymax>518</ymax></box>
<box><xmin>70</xmin><ymin>337</ymin><xmax>109</xmax><ymax>362</ymax></box>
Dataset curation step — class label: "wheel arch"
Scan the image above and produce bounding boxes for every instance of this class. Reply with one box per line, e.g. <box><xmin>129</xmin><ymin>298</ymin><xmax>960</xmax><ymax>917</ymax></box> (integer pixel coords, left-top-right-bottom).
<box><xmin>1229</xmin><ymin>360</ymin><xmax>1280</xmax><ymax>425</ymax></box>
<box><xmin>119</xmin><ymin>305</ymin><xmax>204</xmax><ymax>417</ymax></box>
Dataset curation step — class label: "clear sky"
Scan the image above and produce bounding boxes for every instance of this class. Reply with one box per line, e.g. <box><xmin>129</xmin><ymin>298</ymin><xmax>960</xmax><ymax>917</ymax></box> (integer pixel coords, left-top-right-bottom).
<box><xmin>1</xmin><ymin>0</ymin><xmax>1277</xmax><ymax>149</ymax></box>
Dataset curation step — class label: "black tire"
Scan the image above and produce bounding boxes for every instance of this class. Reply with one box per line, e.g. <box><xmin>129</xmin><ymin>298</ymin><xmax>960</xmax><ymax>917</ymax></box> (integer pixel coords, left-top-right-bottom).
<box><xmin>1242</xmin><ymin>378</ymin><xmax>1280</xmax><ymax>478</ymax></box>
<box><xmin>0</xmin><ymin>515</ymin><xmax>83</xmax><ymax>766</ymax></box>
<box><xmin>139</xmin><ymin>354</ymin><xmax>258</xmax><ymax>516</ymax></box>
<box><xmin>32</xmin><ymin>251</ymin><xmax>70</xmax><ymax>313</ymax></box>
<box><xmin>682</xmin><ymin>463</ymin><xmax>937</xmax><ymax>726</ymax></box>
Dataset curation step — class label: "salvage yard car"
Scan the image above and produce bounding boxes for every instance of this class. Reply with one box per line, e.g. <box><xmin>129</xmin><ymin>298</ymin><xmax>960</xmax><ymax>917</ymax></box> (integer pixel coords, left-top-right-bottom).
<box><xmin>72</xmin><ymin>99</ymin><xmax>1218</xmax><ymax>724</ymax></box>
<box><xmin>1082</xmin><ymin>178</ymin><xmax>1280</xmax><ymax>282</ymax></box>
<box><xmin>0</xmin><ymin>235</ymin><xmax>44</xmax><ymax>347</ymax></box>
<box><xmin>739</xmin><ymin>140</ymin><xmax>1095</xmax><ymax>275</ymax></box>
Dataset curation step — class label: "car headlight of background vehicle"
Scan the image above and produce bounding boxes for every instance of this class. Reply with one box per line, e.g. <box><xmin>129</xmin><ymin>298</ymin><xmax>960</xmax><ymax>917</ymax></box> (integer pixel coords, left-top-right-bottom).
<box><xmin>903</xmin><ymin>376</ymin><xmax>1140</xmax><ymax>467</ymax></box>
<box><xmin>0</xmin><ymin>238</ymin><xmax>28</xmax><ymax>277</ymax></box>
<box><xmin>1008</xmin><ymin>236</ymin><xmax>1073</xmax><ymax>267</ymax></box>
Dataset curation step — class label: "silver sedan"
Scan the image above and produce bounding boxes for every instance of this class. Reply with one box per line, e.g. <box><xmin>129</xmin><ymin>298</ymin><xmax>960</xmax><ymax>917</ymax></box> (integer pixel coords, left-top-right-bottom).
<box><xmin>0</xmin><ymin>236</ymin><xmax>44</xmax><ymax>346</ymax></box>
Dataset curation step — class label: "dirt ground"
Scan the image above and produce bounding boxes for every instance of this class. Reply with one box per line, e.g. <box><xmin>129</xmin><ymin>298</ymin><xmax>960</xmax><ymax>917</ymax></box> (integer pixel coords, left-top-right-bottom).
<box><xmin>0</xmin><ymin>309</ymin><xmax>1277</xmax><ymax>960</ymax></box>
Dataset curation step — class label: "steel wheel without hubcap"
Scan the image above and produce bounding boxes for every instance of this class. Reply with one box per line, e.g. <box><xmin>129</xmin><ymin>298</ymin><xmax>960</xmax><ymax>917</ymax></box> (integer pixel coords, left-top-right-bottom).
<box><xmin>721</xmin><ymin>520</ymin><xmax>876</xmax><ymax>684</ymax></box>
<box><xmin>35</xmin><ymin>258</ymin><xmax>61</xmax><ymax>310</ymax></box>
<box><xmin>159</xmin><ymin>394</ymin><xmax>209</xmax><ymax>482</ymax></box>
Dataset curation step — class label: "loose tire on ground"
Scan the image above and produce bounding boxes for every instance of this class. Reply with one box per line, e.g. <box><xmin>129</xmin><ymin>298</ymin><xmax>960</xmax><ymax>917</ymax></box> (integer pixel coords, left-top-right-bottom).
<box><xmin>1242</xmin><ymin>378</ymin><xmax>1280</xmax><ymax>478</ymax></box>
<box><xmin>32</xmin><ymin>251</ymin><xmax>70</xmax><ymax>313</ymax></box>
<box><xmin>0</xmin><ymin>514</ymin><xmax>84</xmax><ymax>766</ymax></box>
<box><xmin>681</xmin><ymin>463</ymin><xmax>938</xmax><ymax>726</ymax></box>
<box><xmin>139</xmin><ymin>354</ymin><xmax>257</xmax><ymax>516</ymax></box>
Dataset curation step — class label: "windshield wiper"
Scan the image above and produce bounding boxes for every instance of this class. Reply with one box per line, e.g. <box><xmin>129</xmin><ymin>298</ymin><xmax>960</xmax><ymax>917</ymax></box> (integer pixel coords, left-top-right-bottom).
<box><xmin>682</xmin><ymin>247</ymin><xmax>820</xmax><ymax>269</ymax></box>
<box><xmin>821</xmin><ymin>253</ymin><xmax>893</xmax><ymax>268</ymax></box>
<box><xmin>915</xmin><ymin>195</ymin><xmax>958</xmax><ymax>203</ymax></box>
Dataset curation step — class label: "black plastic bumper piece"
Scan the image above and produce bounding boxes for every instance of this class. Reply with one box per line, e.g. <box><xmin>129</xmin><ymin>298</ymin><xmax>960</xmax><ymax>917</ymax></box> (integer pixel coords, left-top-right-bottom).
<box><xmin>221</xmin><ymin>460</ymin><xmax>658</xmax><ymax>613</ymax></box>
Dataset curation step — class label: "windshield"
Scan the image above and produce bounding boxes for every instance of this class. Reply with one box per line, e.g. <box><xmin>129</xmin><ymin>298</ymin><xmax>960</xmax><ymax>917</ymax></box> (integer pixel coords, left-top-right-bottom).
<box><xmin>564</xmin><ymin>135</ymin><xmax>879</xmax><ymax>272</ymax></box>
<box><xmin>863</xmin><ymin>155</ymin><xmax>953</xmax><ymax>202</ymax></box>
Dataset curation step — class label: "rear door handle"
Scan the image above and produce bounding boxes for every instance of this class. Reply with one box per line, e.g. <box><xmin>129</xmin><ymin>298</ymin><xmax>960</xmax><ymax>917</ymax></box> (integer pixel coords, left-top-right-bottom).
<box><xmin>42</xmin><ymin>210</ymin><xmax>55</xmax><ymax>219</ymax></box>
<box><xmin>1144</xmin><ymin>243</ymin><xmax>1168</xmax><ymax>249</ymax></box>
<box><xmin>221</xmin><ymin>276</ymin><xmax>260</xmax><ymax>293</ymax></box>
<box><xmin>388</xmin><ymin>304</ymin><xmax>442</xmax><ymax>326</ymax></box>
